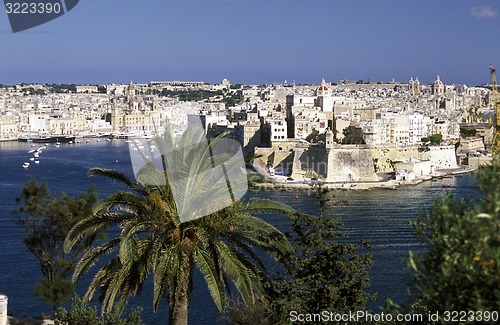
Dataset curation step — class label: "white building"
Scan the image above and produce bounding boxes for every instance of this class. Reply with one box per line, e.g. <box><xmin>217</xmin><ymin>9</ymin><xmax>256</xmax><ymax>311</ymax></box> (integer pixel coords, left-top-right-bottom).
<box><xmin>269</xmin><ymin>119</ymin><xmax>287</xmax><ymax>142</ymax></box>
<box><xmin>28</xmin><ymin>114</ymin><xmax>48</xmax><ymax>132</ymax></box>
<box><xmin>420</xmin><ymin>145</ymin><xmax>458</xmax><ymax>170</ymax></box>
<box><xmin>315</xmin><ymin>79</ymin><xmax>334</xmax><ymax>112</ymax></box>
<box><xmin>76</xmin><ymin>85</ymin><xmax>98</xmax><ymax>93</ymax></box>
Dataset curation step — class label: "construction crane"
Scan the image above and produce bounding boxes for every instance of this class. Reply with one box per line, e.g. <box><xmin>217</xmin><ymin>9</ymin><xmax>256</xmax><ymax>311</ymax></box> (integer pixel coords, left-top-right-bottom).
<box><xmin>490</xmin><ymin>64</ymin><xmax>500</xmax><ymax>155</ymax></box>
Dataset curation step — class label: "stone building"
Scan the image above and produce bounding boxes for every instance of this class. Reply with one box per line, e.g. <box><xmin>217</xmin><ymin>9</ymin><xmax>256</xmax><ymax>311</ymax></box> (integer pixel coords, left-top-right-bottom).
<box><xmin>432</xmin><ymin>75</ymin><xmax>445</xmax><ymax>96</ymax></box>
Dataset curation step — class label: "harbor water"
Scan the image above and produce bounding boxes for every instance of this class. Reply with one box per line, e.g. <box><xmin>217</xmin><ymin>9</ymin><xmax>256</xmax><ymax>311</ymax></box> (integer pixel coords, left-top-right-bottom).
<box><xmin>0</xmin><ymin>140</ymin><xmax>480</xmax><ymax>324</ymax></box>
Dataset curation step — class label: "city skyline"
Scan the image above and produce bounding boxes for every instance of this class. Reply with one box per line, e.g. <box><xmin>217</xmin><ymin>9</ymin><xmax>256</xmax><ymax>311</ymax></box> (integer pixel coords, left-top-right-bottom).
<box><xmin>1</xmin><ymin>0</ymin><xmax>499</xmax><ymax>86</ymax></box>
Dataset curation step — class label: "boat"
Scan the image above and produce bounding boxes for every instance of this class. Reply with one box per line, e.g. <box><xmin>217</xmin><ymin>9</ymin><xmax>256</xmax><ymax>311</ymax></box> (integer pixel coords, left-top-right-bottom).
<box><xmin>22</xmin><ymin>162</ymin><xmax>30</xmax><ymax>169</ymax></box>
<box><xmin>441</xmin><ymin>183</ymin><xmax>450</xmax><ymax>188</ymax></box>
<box><xmin>18</xmin><ymin>135</ymin><xmax>76</xmax><ymax>143</ymax></box>
<box><xmin>34</xmin><ymin>160</ymin><xmax>40</xmax><ymax>164</ymax></box>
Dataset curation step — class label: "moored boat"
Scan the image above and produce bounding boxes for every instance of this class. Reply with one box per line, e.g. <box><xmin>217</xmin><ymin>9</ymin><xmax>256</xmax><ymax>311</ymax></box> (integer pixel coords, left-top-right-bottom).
<box><xmin>18</xmin><ymin>135</ymin><xmax>76</xmax><ymax>143</ymax></box>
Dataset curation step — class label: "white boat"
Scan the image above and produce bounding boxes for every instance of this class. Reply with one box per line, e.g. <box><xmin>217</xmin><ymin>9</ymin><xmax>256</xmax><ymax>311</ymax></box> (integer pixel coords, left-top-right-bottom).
<box><xmin>29</xmin><ymin>157</ymin><xmax>35</xmax><ymax>161</ymax></box>
<box><xmin>22</xmin><ymin>162</ymin><xmax>30</xmax><ymax>168</ymax></box>
<box><xmin>34</xmin><ymin>160</ymin><xmax>40</xmax><ymax>164</ymax></box>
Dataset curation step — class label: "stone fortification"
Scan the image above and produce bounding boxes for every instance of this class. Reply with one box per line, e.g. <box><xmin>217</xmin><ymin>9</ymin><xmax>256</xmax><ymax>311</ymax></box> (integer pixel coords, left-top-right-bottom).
<box><xmin>370</xmin><ymin>145</ymin><xmax>420</xmax><ymax>172</ymax></box>
<box><xmin>290</xmin><ymin>145</ymin><xmax>328</xmax><ymax>179</ymax></box>
<box><xmin>419</xmin><ymin>145</ymin><xmax>458</xmax><ymax>169</ymax></box>
<box><xmin>326</xmin><ymin>145</ymin><xmax>378</xmax><ymax>182</ymax></box>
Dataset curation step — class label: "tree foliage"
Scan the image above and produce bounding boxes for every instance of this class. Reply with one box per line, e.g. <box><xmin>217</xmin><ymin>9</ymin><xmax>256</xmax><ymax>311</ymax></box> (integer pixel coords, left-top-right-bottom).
<box><xmin>224</xmin><ymin>188</ymin><xmax>375</xmax><ymax>324</ymax></box>
<box><xmin>15</xmin><ymin>178</ymin><xmax>98</xmax><ymax>312</ymax></box>
<box><xmin>460</xmin><ymin>126</ymin><xmax>478</xmax><ymax>138</ymax></box>
<box><xmin>54</xmin><ymin>295</ymin><xmax>142</xmax><ymax>325</ymax></box>
<box><xmin>386</xmin><ymin>156</ymin><xmax>500</xmax><ymax>323</ymax></box>
<box><xmin>24</xmin><ymin>87</ymin><xmax>46</xmax><ymax>96</ymax></box>
<box><xmin>222</xmin><ymin>90</ymin><xmax>243</xmax><ymax>107</ymax></box>
<box><xmin>160</xmin><ymin>89</ymin><xmax>223</xmax><ymax>101</ymax></box>
<box><xmin>305</xmin><ymin>128</ymin><xmax>326</xmax><ymax>144</ymax></box>
<box><xmin>49</xmin><ymin>84</ymin><xmax>77</xmax><ymax>93</ymax></box>
<box><xmin>341</xmin><ymin>126</ymin><xmax>366</xmax><ymax>145</ymax></box>
<box><xmin>421</xmin><ymin>133</ymin><xmax>443</xmax><ymax>146</ymax></box>
<box><xmin>65</xmin><ymin>129</ymin><xmax>295</xmax><ymax>325</ymax></box>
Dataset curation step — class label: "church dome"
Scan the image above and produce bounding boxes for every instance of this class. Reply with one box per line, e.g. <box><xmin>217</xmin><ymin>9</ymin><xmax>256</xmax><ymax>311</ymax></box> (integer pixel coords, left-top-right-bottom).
<box><xmin>433</xmin><ymin>75</ymin><xmax>444</xmax><ymax>87</ymax></box>
<box><xmin>316</xmin><ymin>78</ymin><xmax>330</xmax><ymax>92</ymax></box>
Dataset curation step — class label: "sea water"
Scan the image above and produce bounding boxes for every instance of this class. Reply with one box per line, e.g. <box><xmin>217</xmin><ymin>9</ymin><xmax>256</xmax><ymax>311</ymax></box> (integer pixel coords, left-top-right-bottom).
<box><xmin>0</xmin><ymin>140</ymin><xmax>480</xmax><ymax>324</ymax></box>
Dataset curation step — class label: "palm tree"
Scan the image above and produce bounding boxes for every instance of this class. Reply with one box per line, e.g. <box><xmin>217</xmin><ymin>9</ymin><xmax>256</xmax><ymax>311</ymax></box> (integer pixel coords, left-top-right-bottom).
<box><xmin>65</xmin><ymin>128</ymin><xmax>295</xmax><ymax>325</ymax></box>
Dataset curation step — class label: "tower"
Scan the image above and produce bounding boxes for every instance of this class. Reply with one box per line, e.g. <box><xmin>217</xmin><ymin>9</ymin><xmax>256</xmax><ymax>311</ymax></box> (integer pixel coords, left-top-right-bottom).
<box><xmin>316</xmin><ymin>79</ymin><xmax>333</xmax><ymax>112</ymax></box>
<box><xmin>127</xmin><ymin>80</ymin><xmax>136</xmax><ymax>98</ymax></box>
<box><xmin>409</xmin><ymin>77</ymin><xmax>421</xmax><ymax>97</ymax></box>
<box><xmin>490</xmin><ymin>64</ymin><xmax>500</xmax><ymax>155</ymax></box>
<box><xmin>408</xmin><ymin>78</ymin><xmax>414</xmax><ymax>95</ymax></box>
<box><xmin>325</xmin><ymin>127</ymin><xmax>335</xmax><ymax>150</ymax></box>
<box><xmin>432</xmin><ymin>75</ymin><xmax>445</xmax><ymax>96</ymax></box>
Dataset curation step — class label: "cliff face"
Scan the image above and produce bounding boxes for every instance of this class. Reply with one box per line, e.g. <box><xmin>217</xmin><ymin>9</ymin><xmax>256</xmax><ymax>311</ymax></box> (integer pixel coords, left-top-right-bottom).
<box><xmin>326</xmin><ymin>145</ymin><xmax>379</xmax><ymax>182</ymax></box>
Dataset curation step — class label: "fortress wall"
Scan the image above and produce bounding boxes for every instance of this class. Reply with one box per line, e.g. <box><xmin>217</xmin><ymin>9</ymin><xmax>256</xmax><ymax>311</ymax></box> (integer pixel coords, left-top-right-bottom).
<box><xmin>457</xmin><ymin>137</ymin><xmax>485</xmax><ymax>153</ymax></box>
<box><xmin>291</xmin><ymin>146</ymin><xmax>328</xmax><ymax>179</ymax></box>
<box><xmin>370</xmin><ymin>145</ymin><xmax>420</xmax><ymax>172</ymax></box>
<box><xmin>326</xmin><ymin>146</ymin><xmax>378</xmax><ymax>182</ymax></box>
<box><xmin>419</xmin><ymin>145</ymin><xmax>458</xmax><ymax>169</ymax></box>
<box><xmin>254</xmin><ymin>147</ymin><xmax>293</xmax><ymax>168</ymax></box>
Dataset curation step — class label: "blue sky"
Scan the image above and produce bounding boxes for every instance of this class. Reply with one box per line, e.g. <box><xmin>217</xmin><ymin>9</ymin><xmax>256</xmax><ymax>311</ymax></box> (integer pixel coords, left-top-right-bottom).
<box><xmin>1</xmin><ymin>0</ymin><xmax>499</xmax><ymax>85</ymax></box>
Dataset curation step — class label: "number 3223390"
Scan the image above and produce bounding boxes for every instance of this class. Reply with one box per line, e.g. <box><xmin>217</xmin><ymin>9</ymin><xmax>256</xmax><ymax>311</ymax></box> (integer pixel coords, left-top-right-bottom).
<box><xmin>5</xmin><ymin>2</ymin><xmax>62</xmax><ymax>14</ymax></box>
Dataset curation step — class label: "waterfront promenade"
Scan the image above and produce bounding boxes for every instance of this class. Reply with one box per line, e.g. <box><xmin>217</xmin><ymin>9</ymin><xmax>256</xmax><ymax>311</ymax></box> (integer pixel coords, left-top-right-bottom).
<box><xmin>253</xmin><ymin>165</ymin><xmax>477</xmax><ymax>191</ymax></box>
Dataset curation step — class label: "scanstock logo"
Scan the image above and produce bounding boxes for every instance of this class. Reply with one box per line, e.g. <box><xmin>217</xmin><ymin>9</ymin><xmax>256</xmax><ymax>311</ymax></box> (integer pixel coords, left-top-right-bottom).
<box><xmin>4</xmin><ymin>1</ymin><xmax>79</xmax><ymax>33</ymax></box>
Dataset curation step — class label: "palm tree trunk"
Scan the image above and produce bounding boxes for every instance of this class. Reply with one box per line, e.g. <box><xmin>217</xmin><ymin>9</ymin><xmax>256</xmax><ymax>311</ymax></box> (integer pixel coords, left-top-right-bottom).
<box><xmin>169</xmin><ymin>261</ymin><xmax>192</xmax><ymax>325</ymax></box>
<box><xmin>170</xmin><ymin>277</ymin><xmax>190</xmax><ymax>325</ymax></box>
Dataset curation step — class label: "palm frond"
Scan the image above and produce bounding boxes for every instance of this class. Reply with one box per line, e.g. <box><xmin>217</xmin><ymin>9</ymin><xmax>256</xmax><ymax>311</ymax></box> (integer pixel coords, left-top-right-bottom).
<box><xmin>72</xmin><ymin>238</ymin><xmax>121</xmax><ymax>283</ymax></box>
<box><xmin>195</xmin><ymin>248</ymin><xmax>226</xmax><ymax>311</ymax></box>
<box><xmin>88</xmin><ymin>168</ymin><xmax>146</xmax><ymax>194</ymax></box>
